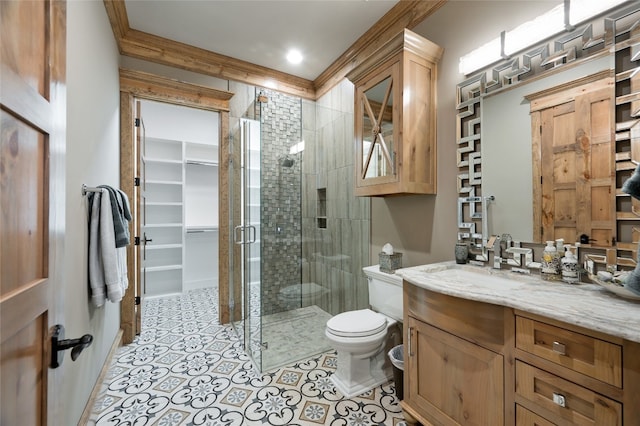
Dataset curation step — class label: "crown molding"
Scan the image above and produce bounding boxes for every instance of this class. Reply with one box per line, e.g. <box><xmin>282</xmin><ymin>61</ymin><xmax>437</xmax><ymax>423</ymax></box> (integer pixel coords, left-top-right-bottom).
<box><xmin>103</xmin><ymin>0</ymin><xmax>446</xmax><ymax>101</ymax></box>
<box><xmin>314</xmin><ymin>0</ymin><xmax>447</xmax><ymax>99</ymax></box>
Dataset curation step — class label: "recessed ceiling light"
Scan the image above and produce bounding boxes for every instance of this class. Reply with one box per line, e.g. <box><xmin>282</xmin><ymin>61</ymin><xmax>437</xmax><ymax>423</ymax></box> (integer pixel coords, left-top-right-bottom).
<box><xmin>286</xmin><ymin>49</ymin><xmax>303</xmax><ymax>65</ymax></box>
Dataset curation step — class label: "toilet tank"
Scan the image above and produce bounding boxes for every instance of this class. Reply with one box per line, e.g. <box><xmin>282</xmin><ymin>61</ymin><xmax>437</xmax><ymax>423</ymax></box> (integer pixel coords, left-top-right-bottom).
<box><xmin>363</xmin><ymin>265</ymin><xmax>403</xmax><ymax>322</ymax></box>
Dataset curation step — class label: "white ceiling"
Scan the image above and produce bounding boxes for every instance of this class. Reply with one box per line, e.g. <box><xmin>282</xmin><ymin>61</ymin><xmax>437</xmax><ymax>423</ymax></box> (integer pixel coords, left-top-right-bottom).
<box><xmin>124</xmin><ymin>0</ymin><xmax>399</xmax><ymax>81</ymax></box>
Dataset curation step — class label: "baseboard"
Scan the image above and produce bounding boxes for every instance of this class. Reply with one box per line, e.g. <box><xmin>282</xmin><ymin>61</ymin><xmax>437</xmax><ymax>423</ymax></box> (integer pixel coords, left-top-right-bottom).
<box><xmin>77</xmin><ymin>328</ymin><xmax>124</xmax><ymax>426</ymax></box>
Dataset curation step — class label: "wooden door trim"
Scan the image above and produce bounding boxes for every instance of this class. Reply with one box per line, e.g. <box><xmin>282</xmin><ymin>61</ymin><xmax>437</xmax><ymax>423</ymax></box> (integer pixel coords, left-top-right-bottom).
<box><xmin>526</xmin><ymin>70</ymin><xmax>613</xmax><ymax>111</ymax></box>
<box><xmin>119</xmin><ymin>68</ymin><xmax>233</xmax><ymax>344</ymax></box>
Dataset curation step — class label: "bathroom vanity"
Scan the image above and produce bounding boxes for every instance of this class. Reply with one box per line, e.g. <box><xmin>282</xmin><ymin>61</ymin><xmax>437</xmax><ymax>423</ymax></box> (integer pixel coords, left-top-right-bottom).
<box><xmin>396</xmin><ymin>263</ymin><xmax>640</xmax><ymax>426</ymax></box>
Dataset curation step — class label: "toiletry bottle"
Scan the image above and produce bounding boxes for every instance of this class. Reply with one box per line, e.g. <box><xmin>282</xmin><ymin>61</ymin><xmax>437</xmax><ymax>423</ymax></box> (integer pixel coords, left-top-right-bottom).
<box><xmin>541</xmin><ymin>240</ymin><xmax>561</xmax><ymax>281</ymax></box>
<box><xmin>561</xmin><ymin>246</ymin><xmax>579</xmax><ymax>284</ymax></box>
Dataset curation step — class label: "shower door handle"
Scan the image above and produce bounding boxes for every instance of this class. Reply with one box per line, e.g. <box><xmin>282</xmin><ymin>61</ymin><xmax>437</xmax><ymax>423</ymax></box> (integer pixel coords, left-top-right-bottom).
<box><xmin>247</xmin><ymin>225</ymin><xmax>256</xmax><ymax>244</ymax></box>
<box><xmin>234</xmin><ymin>225</ymin><xmax>256</xmax><ymax>244</ymax></box>
<box><xmin>234</xmin><ymin>225</ymin><xmax>245</xmax><ymax>244</ymax></box>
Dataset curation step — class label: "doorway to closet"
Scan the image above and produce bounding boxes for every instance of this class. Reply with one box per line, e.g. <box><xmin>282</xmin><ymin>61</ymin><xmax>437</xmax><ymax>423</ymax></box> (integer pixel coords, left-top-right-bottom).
<box><xmin>138</xmin><ymin>99</ymin><xmax>220</xmax><ymax>322</ymax></box>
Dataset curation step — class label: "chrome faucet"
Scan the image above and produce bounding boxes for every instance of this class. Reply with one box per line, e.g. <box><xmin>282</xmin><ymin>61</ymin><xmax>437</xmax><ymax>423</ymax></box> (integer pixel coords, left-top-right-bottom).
<box><xmin>493</xmin><ymin>235</ymin><xmax>502</xmax><ymax>268</ymax></box>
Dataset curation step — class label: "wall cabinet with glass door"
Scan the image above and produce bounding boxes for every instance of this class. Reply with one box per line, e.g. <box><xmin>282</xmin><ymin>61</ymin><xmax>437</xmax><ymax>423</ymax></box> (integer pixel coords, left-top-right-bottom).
<box><xmin>347</xmin><ymin>29</ymin><xmax>443</xmax><ymax>196</ymax></box>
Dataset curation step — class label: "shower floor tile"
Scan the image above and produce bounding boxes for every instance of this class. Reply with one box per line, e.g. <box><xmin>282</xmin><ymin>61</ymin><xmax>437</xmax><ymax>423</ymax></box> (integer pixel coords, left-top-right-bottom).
<box><xmin>88</xmin><ymin>288</ymin><xmax>406</xmax><ymax>425</ymax></box>
<box><xmin>260</xmin><ymin>305</ymin><xmax>333</xmax><ymax>371</ymax></box>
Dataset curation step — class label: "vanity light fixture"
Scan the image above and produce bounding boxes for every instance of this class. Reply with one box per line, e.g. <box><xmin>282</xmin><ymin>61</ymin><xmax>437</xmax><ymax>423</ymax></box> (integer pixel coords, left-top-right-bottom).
<box><xmin>570</xmin><ymin>0</ymin><xmax>628</xmax><ymax>25</ymax></box>
<box><xmin>459</xmin><ymin>0</ymin><xmax>629</xmax><ymax>75</ymax></box>
<box><xmin>458</xmin><ymin>37</ymin><xmax>501</xmax><ymax>76</ymax></box>
<box><xmin>286</xmin><ymin>48</ymin><xmax>303</xmax><ymax>65</ymax></box>
<box><xmin>503</xmin><ymin>4</ymin><xmax>564</xmax><ymax>56</ymax></box>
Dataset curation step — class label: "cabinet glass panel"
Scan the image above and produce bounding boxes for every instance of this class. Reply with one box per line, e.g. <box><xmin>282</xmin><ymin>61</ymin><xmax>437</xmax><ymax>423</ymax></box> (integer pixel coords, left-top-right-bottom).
<box><xmin>361</xmin><ymin>75</ymin><xmax>394</xmax><ymax>179</ymax></box>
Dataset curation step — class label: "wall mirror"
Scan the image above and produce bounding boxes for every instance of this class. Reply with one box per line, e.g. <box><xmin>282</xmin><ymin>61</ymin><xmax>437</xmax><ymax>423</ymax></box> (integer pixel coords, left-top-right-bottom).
<box><xmin>482</xmin><ymin>54</ymin><xmax>612</xmax><ymax>243</ymax></box>
<box><xmin>456</xmin><ymin>3</ymin><xmax>640</xmax><ymax>258</ymax></box>
<box><xmin>360</xmin><ymin>74</ymin><xmax>395</xmax><ymax>180</ymax></box>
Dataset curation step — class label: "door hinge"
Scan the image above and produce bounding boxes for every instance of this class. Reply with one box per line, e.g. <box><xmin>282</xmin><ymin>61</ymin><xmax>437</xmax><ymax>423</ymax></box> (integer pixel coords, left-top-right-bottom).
<box><xmin>135</xmin><ymin>118</ymin><xmax>141</xmax><ymax>127</ymax></box>
<box><xmin>135</xmin><ymin>296</ymin><xmax>141</xmax><ymax>305</ymax></box>
<box><xmin>134</xmin><ymin>177</ymin><xmax>141</xmax><ymax>186</ymax></box>
<box><xmin>134</xmin><ymin>236</ymin><xmax>140</xmax><ymax>245</ymax></box>
<box><xmin>540</xmin><ymin>176</ymin><xmax>543</xmax><ymax>184</ymax></box>
<box><xmin>540</xmin><ymin>125</ymin><xmax>542</xmax><ymax>134</ymax></box>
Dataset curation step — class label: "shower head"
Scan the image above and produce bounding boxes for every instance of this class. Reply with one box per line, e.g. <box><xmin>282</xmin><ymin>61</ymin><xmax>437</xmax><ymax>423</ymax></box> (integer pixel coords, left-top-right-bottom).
<box><xmin>280</xmin><ymin>156</ymin><xmax>295</xmax><ymax>168</ymax></box>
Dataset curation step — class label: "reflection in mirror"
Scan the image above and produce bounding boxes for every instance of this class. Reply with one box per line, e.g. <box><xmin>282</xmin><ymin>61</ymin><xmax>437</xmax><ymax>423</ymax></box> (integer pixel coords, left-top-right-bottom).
<box><xmin>481</xmin><ymin>54</ymin><xmax>611</xmax><ymax>242</ymax></box>
<box><xmin>362</xmin><ymin>76</ymin><xmax>394</xmax><ymax>179</ymax></box>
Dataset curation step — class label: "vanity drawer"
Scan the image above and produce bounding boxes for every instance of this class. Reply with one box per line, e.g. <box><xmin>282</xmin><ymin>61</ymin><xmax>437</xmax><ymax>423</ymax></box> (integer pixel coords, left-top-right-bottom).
<box><xmin>515</xmin><ymin>361</ymin><xmax>621</xmax><ymax>425</ymax></box>
<box><xmin>515</xmin><ymin>316</ymin><xmax>622</xmax><ymax>387</ymax></box>
<box><xmin>515</xmin><ymin>404</ymin><xmax>554</xmax><ymax>426</ymax></box>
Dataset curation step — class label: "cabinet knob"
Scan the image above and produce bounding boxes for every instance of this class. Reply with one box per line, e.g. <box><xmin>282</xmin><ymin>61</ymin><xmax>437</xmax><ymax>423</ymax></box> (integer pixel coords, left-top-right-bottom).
<box><xmin>552</xmin><ymin>341</ymin><xmax>566</xmax><ymax>355</ymax></box>
<box><xmin>552</xmin><ymin>392</ymin><xmax>566</xmax><ymax>408</ymax></box>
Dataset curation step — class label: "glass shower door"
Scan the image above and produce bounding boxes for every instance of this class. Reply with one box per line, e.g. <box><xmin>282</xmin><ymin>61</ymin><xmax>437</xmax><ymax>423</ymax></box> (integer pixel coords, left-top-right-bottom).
<box><xmin>234</xmin><ymin>118</ymin><xmax>262</xmax><ymax>370</ymax></box>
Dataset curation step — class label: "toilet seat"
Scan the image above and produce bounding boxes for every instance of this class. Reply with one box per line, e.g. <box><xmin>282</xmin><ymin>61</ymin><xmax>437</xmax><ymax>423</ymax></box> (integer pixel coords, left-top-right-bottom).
<box><xmin>326</xmin><ymin>309</ymin><xmax>387</xmax><ymax>338</ymax></box>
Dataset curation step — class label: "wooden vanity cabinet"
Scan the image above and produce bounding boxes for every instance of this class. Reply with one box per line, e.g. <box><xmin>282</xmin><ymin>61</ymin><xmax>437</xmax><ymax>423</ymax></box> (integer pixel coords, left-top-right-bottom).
<box><xmin>346</xmin><ymin>29</ymin><xmax>443</xmax><ymax>197</ymax></box>
<box><xmin>401</xmin><ymin>283</ymin><xmax>640</xmax><ymax>426</ymax></box>
<box><xmin>513</xmin><ymin>311</ymin><xmax>640</xmax><ymax>426</ymax></box>
<box><xmin>401</xmin><ymin>283</ymin><xmax>514</xmax><ymax>426</ymax></box>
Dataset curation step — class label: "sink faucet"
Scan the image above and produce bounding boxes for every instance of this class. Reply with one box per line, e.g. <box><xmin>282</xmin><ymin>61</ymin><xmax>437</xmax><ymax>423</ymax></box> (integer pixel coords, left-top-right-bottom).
<box><xmin>493</xmin><ymin>235</ymin><xmax>502</xmax><ymax>268</ymax></box>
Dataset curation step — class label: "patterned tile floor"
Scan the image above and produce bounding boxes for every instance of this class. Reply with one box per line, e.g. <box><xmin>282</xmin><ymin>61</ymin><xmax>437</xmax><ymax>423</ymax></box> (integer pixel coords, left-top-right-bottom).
<box><xmin>88</xmin><ymin>288</ymin><xmax>406</xmax><ymax>425</ymax></box>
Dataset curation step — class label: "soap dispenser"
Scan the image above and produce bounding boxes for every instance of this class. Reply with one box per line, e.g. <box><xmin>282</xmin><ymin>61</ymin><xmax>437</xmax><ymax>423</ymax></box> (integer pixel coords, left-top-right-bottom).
<box><xmin>541</xmin><ymin>241</ymin><xmax>561</xmax><ymax>281</ymax></box>
<box><xmin>561</xmin><ymin>246</ymin><xmax>579</xmax><ymax>284</ymax></box>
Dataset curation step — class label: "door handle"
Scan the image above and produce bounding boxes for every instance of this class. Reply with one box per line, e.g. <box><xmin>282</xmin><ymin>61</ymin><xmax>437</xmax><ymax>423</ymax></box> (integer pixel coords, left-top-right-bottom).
<box><xmin>234</xmin><ymin>225</ymin><xmax>245</xmax><ymax>244</ymax></box>
<box><xmin>247</xmin><ymin>225</ymin><xmax>256</xmax><ymax>244</ymax></box>
<box><xmin>143</xmin><ymin>233</ymin><xmax>153</xmax><ymax>244</ymax></box>
<box><xmin>407</xmin><ymin>326</ymin><xmax>414</xmax><ymax>357</ymax></box>
<box><xmin>50</xmin><ymin>325</ymin><xmax>93</xmax><ymax>368</ymax></box>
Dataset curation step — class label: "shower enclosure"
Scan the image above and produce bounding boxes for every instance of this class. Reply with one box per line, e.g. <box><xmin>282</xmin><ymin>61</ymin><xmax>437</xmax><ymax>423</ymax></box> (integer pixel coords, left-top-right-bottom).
<box><xmin>229</xmin><ymin>89</ymin><xmax>332</xmax><ymax>372</ymax></box>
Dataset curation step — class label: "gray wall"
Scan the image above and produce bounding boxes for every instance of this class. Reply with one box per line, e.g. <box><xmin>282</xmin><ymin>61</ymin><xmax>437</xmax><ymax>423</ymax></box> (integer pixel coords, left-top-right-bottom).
<box><xmin>65</xmin><ymin>1</ymin><xmax>121</xmax><ymax>423</ymax></box>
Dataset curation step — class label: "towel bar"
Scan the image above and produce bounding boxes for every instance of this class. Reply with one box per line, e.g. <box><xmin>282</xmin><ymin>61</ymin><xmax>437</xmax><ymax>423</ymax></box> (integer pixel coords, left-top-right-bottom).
<box><xmin>82</xmin><ymin>184</ymin><xmax>101</xmax><ymax>195</ymax></box>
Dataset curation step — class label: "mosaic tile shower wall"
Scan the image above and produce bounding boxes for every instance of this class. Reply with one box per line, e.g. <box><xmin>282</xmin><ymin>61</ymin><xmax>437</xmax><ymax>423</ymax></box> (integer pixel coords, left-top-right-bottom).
<box><xmin>260</xmin><ymin>89</ymin><xmax>303</xmax><ymax>315</ymax></box>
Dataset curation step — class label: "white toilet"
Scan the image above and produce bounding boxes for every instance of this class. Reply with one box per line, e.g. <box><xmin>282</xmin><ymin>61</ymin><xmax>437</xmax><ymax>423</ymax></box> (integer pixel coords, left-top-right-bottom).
<box><xmin>325</xmin><ymin>265</ymin><xmax>403</xmax><ymax>398</ymax></box>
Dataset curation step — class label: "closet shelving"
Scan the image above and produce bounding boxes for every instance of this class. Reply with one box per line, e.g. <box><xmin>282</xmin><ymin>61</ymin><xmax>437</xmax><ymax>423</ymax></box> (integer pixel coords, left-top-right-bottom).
<box><xmin>142</xmin><ymin>137</ymin><xmax>220</xmax><ymax>295</ymax></box>
<box><xmin>184</xmin><ymin>141</ymin><xmax>219</xmax><ymax>292</ymax></box>
<box><xmin>143</xmin><ymin>137</ymin><xmax>185</xmax><ymax>296</ymax></box>
<box><xmin>246</xmin><ymin>144</ymin><xmax>261</xmax><ymax>285</ymax></box>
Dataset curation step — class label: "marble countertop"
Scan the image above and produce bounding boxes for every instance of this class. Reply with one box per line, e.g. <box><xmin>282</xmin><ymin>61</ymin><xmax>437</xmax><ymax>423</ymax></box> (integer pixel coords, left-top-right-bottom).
<box><xmin>396</xmin><ymin>261</ymin><xmax>640</xmax><ymax>343</ymax></box>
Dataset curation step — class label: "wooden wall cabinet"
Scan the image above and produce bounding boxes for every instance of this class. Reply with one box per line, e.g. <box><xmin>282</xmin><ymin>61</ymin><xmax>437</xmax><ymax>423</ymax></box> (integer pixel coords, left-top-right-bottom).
<box><xmin>401</xmin><ymin>283</ymin><xmax>640</xmax><ymax>426</ymax></box>
<box><xmin>346</xmin><ymin>29</ymin><xmax>443</xmax><ymax>196</ymax></box>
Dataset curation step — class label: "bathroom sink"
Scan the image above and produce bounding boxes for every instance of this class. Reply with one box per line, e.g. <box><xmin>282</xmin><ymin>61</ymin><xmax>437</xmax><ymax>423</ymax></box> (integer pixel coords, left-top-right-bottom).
<box><xmin>414</xmin><ymin>264</ymin><xmax>529</xmax><ymax>290</ymax></box>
